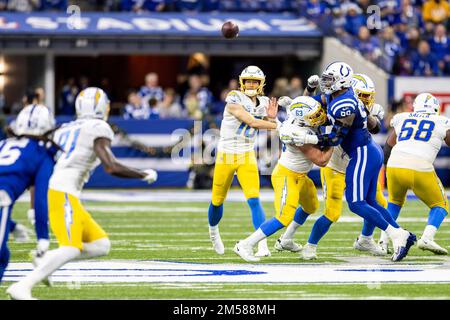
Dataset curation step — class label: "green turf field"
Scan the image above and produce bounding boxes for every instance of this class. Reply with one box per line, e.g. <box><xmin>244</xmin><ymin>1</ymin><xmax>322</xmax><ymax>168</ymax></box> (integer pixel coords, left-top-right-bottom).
<box><xmin>1</xmin><ymin>196</ymin><xmax>449</xmax><ymax>300</ymax></box>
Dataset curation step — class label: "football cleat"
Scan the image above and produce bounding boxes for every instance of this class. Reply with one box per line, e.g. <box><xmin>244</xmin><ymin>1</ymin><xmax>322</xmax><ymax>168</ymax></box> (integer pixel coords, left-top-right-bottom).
<box><xmin>353</xmin><ymin>236</ymin><xmax>387</xmax><ymax>256</ymax></box>
<box><xmin>274</xmin><ymin>238</ymin><xmax>302</xmax><ymax>252</ymax></box>
<box><xmin>301</xmin><ymin>243</ymin><xmax>318</xmax><ymax>260</ymax></box>
<box><xmin>12</xmin><ymin>223</ymin><xmax>30</xmax><ymax>243</ymax></box>
<box><xmin>6</xmin><ymin>283</ymin><xmax>36</xmax><ymax>300</ymax></box>
<box><xmin>233</xmin><ymin>241</ymin><xmax>260</xmax><ymax>262</ymax></box>
<box><xmin>417</xmin><ymin>237</ymin><xmax>448</xmax><ymax>255</ymax></box>
<box><xmin>378</xmin><ymin>239</ymin><xmax>391</xmax><ymax>254</ymax></box>
<box><xmin>391</xmin><ymin>230</ymin><xmax>417</xmax><ymax>262</ymax></box>
<box><xmin>30</xmin><ymin>250</ymin><xmax>53</xmax><ymax>287</ymax></box>
<box><xmin>255</xmin><ymin>238</ymin><xmax>271</xmax><ymax>257</ymax></box>
<box><xmin>209</xmin><ymin>226</ymin><xmax>225</xmax><ymax>255</ymax></box>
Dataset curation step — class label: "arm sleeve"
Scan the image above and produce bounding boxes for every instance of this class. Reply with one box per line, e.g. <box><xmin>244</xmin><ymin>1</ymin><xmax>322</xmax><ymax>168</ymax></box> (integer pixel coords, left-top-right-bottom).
<box><xmin>33</xmin><ymin>155</ymin><xmax>54</xmax><ymax>241</ymax></box>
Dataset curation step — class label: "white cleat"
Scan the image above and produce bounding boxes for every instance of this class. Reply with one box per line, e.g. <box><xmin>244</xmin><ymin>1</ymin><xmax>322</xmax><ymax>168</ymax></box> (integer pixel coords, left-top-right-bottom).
<box><xmin>274</xmin><ymin>238</ymin><xmax>302</xmax><ymax>252</ymax></box>
<box><xmin>30</xmin><ymin>250</ymin><xmax>53</xmax><ymax>287</ymax></box>
<box><xmin>6</xmin><ymin>283</ymin><xmax>36</xmax><ymax>300</ymax></box>
<box><xmin>390</xmin><ymin>228</ymin><xmax>417</xmax><ymax>262</ymax></box>
<box><xmin>209</xmin><ymin>226</ymin><xmax>225</xmax><ymax>255</ymax></box>
<box><xmin>255</xmin><ymin>239</ymin><xmax>271</xmax><ymax>257</ymax></box>
<box><xmin>417</xmin><ymin>237</ymin><xmax>448</xmax><ymax>255</ymax></box>
<box><xmin>12</xmin><ymin>223</ymin><xmax>30</xmax><ymax>243</ymax></box>
<box><xmin>301</xmin><ymin>243</ymin><xmax>318</xmax><ymax>260</ymax></box>
<box><xmin>353</xmin><ymin>236</ymin><xmax>387</xmax><ymax>256</ymax></box>
<box><xmin>233</xmin><ymin>241</ymin><xmax>260</xmax><ymax>262</ymax></box>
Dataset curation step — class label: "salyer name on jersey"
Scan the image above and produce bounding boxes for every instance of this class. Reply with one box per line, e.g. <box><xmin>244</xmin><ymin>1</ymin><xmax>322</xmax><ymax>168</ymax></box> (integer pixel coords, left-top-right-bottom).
<box><xmin>218</xmin><ymin>90</ymin><xmax>268</xmax><ymax>154</ymax></box>
<box><xmin>388</xmin><ymin>112</ymin><xmax>450</xmax><ymax>171</ymax></box>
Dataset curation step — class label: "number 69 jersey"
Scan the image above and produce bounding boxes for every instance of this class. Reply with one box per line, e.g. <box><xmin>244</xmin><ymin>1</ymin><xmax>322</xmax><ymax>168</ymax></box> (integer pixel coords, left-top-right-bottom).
<box><xmin>388</xmin><ymin>112</ymin><xmax>450</xmax><ymax>171</ymax></box>
<box><xmin>49</xmin><ymin>119</ymin><xmax>114</xmax><ymax>198</ymax></box>
<box><xmin>217</xmin><ymin>90</ymin><xmax>268</xmax><ymax>154</ymax></box>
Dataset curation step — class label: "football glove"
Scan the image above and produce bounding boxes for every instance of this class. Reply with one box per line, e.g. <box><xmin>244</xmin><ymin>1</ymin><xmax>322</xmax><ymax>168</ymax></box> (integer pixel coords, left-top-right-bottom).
<box><xmin>291</xmin><ymin>127</ymin><xmax>319</xmax><ymax>146</ymax></box>
<box><xmin>142</xmin><ymin>169</ymin><xmax>158</xmax><ymax>184</ymax></box>
<box><xmin>370</xmin><ymin>103</ymin><xmax>385</xmax><ymax>121</ymax></box>
<box><xmin>277</xmin><ymin>96</ymin><xmax>293</xmax><ymax>108</ymax></box>
<box><xmin>307</xmin><ymin>75</ymin><xmax>320</xmax><ymax>89</ymax></box>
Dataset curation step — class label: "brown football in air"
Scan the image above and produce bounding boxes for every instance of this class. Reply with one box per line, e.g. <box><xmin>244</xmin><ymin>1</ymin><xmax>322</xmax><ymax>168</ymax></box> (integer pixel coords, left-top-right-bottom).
<box><xmin>221</xmin><ymin>21</ymin><xmax>239</xmax><ymax>39</ymax></box>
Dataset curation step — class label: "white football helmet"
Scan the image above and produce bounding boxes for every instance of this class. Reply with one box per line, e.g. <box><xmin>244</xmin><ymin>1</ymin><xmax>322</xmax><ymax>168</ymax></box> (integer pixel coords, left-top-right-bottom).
<box><xmin>14</xmin><ymin>104</ymin><xmax>55</xmax><ymax>136</ymax></box>
<box><xmin>239</xmin><ymin>65</ymin><xmax>265</xmax><ymax>97</ymax></box>
<box><xmin>413</xmin><ymin>93</ymin><xmax>440</xmax><ymax>115</ymax></box>
<box><xmin>287</xmin><ymin>96</ymin><xmax>327</xmax><ymax>127</ymax></box>
<box><xmin>352</xmin><ymin>73</ymin><xmax>376</xmax><ymax>110</ymax></box>
<box><xmin>319</xmin><ymin>62</ymin><xmax>353</xmax><ymax>95</ymax></box>
<box><xmin>75</xmin><ymin>87</ymin><xmax>110</xmax><ymax>120</ymax></box>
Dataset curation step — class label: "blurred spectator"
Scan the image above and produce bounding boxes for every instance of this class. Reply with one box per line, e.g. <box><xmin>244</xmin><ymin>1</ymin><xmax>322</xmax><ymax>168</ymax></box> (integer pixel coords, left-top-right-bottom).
<box><xmin>4</xmin><ymin>0</ymin><xmax>39</xmax><ymax>11</ymax></box>
<box><xmin>353</xmin><ymin>26</ymin><xmax>382</xmax><ymax>61</ymax></box>
<box><xmin>148</xmin><ymin>97</ymin><xmax>160</xmax><ymax>119</ymax></box>
<box><xmin>138</xmin><ymin>72</ymin><xmax>164</xmax><ymax>109</ymax></box>
<box><xmin>120</xmin><ymin>0</ymin><xmax>167</xmax><ymax>12</ymax></box>
<box><xmin>123</xmin><ymin>89</ymin><xmax>151</xmax><ymax>120</ymax></box>
<box><xmin>39</xmin><ymin>0</ymin><xmax>67</xmax><ymax>11</ymax></box>
<box><xmin>344</xmin><ymin>3</ymin><xmax>366</xmax><ymax>36</ymax></box>
<box><xmin>35</xmin><ymin>87</ymin><xmax>45</xmax><ymax>105</ymax></box>
<box><xmin>158</xmin><ymin>87</ymin><xmax>183</xmax><ymax>118</ymax></box>
<box><xmin>422</xmin><ymin>0</ymin><xmax>450</xmax><ymax>24</ymax></box>
<box><xmin>79</xmin><ymin>75</ymin><xmax>89</xmax><ymax>90</ymax></box>
<box><xmin>239</xmin><ymin>0</ymin><xmax>263</xmax><ymax>12</ymax></box>
<box><xmin>306</xmin><ymin>0</ymin><xmax>328</xmax><ymax>21</ymax></box>
<box><xmin>270</xmin><ymin>77</ymin><xmax>289</xmax><ymax>98</ymax></box>
<box><xmin>174</xmin><ymin>0</ymin><xmax>202</xmax><ymax>11</ymax></box>
<box><xmin>429</xmin><ymin>23</ymin><xmax>449</xmax><ymax>61</ymax></box>
<box><xmin>59</xmin><ymin>78</ymin><xmax>78</xmax><ymax>115</ymax></box>
<box><xmin>379</xmin><ymin>26</ymin><xmax>402</xmax><ymax>70</ymax></box>
<box><xmin>288</xmin><ymin>76</ymin><xmax>304</xmax><ymax>98</ymax></box>
<box><xmin>411</xmin><ymin>40</ymin><xmax>440</xmax><ymax>75</ymax></box>
<box><xmin>182</xmin><ymin>74</ymin><xmax>213</xmax><ymax>120</ymax></box>
<box><xmin>262</xmin><ymin>0</ymin><xmax>292</xmax><ymax>12</ymax></box>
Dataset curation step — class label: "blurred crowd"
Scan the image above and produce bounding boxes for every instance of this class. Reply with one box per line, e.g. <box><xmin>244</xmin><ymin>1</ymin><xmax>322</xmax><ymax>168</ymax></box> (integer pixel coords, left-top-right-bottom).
<box><xmin>1</xmin><ymin>1</ymin><xmax>449</xmax><ymax>76</ymax></box>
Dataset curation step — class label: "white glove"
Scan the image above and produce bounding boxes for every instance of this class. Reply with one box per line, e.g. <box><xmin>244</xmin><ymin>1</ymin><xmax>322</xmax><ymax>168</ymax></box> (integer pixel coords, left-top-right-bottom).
<box><xmin>277</xmin><ymin>96</ymin><xmax>293</xmax><ymax>108</ymax></box>
<box><xmin>307</xmin><ymin>75</ymin><xmax>320</xmax><ymax>89</ymax></box>
<box><xmin>142</xmin><ymin>169</ymin><xmax>158</xmax><ymax>184</ymax></box>
<box><xmin>291</xmin><ymin>127</ymin><xmax>319</xmax><ymax>146</ymax></box>
<box><xmin>370</xmin><ymin>103</ymin><xmax>385</xmax><ymax>121</ymax></box>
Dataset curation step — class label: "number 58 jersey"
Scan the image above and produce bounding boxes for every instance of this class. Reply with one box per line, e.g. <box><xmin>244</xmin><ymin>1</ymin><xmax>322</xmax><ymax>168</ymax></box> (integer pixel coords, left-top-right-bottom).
<box><xmin>217</xmin><ymin>90</ymin><xmax>268</xmax><ymax>154</ymax></box>
<box><xmin>49</xmin><ymin>119</ymin><xmax>114</xmax><ymax>197</ymax></box>
<box><xmin>388</xmin><ymin>112</ymin><xmax>450</xmax><ymax>171</ymax></box>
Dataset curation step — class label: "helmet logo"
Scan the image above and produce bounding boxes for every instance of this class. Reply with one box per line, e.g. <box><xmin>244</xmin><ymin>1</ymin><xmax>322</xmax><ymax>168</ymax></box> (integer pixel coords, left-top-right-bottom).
<box><xmin>340</xmin><ymin>65</ymin><xmax>350</xmax><ymax>77</ymax></box>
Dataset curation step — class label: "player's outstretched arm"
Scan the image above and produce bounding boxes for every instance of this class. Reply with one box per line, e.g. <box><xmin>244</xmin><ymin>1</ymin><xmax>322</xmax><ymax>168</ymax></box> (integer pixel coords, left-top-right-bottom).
<box><xmin>445</xmin><ymin>129</ymin><xmax>450</xmax><ymax>146</ymax></box>
<box><xmin>299</xmin><ymin>145</ymin><xmax>333</xmax><ymax>167</ymax></box>
<box><xmin>226</xmin><ymin>103</ymin><xmax>278</xmax><ymax>130</ymax></box>
<box><xmin>94</xmin><ymin>137</ymin><xmax>156</xmax><ymax>183</ymax></box>
<box><xmin>383</xmin><ymin>129</ymin><xmax>397</xmax><ymax>165</ymax></box>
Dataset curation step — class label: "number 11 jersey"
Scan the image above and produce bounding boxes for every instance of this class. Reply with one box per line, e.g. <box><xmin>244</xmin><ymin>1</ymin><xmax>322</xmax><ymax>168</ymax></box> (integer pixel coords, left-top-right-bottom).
<box><xmin>388</xmin><ymin>112</ymin><xmax>450</xmax><ymax>171</ymax></box>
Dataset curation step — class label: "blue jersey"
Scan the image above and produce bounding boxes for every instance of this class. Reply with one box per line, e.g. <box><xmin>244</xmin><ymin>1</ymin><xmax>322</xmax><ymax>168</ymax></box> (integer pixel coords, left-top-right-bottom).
<box><xmin>313</xmin><ymin>87</ymin><xmax>371</xmax><ymax>155</ymax></box>
<box><xmin>0</xmin><ymin>137</ymin><xmax>56</xmax><ymax>207</ymax></box>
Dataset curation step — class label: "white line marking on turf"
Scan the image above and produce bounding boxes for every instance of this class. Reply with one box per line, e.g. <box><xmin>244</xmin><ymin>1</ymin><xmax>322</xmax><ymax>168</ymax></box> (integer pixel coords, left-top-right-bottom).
<box><xmin>4</xmin><ymin>259</ymin><xmax>450</xmax><ymax>284</ymax></box>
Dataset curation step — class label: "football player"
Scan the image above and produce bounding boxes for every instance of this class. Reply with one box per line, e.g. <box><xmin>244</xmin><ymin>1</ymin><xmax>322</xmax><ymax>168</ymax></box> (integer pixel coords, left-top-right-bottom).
<box><xmin>233</xmin><ymin>96</ymin><xmax>333</xmax><ymax>262</ymax></box>
<box><xmin>292</xmin><ymin>62</ymin><xmax>416</xmax><ymax>262</ymax></box>
<box><xmin>382</xmin><ymin>93</ymin><xmax>449</xmax><ymax>255</ymax></box>
<box><xmin>275</xmin><ymin>73</ymin><xmax>389</xmax><ymax>259</ymax></box>
<box><xmin>208</xmin><ymin>66</ymin><xmax>279</xmax><ymax>257</ymax></box>
<box><xmin>7</xmin><ymin>87</ymin><xmax>158</xmax><ymax>299</ymax></box>
<box><xmin>0</xmin><ymin>104</ymin><xmax>56</xmax><ymax>283</ymax></box>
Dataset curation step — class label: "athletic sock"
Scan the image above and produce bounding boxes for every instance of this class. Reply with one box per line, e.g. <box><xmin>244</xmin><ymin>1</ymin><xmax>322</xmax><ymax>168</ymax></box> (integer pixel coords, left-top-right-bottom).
<box><xmin>308</xmin><ymin>215</ymin><xmax>333</xmax><ymax>245</ymax></box>
<box><xmin>208</xmin><ymin>203</ymin><xmax>223</xmax><ymax>227</ymax></box>
<box><xmin>247</xmin><ymin>197</ymin><xmax>266</xmax><ymax>229</ymax></box>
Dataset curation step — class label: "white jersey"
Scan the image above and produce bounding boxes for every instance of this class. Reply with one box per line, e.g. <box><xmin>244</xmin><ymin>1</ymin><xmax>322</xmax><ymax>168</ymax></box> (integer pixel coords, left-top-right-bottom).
<box><xmin>278</xmin><ymin>126</ymin><xmax>314</xmax><ymax>174</ymax></box>
<box><xmin>49</xmin><ymin>118</ymin><xmax>115</xmax><ymax>197</ymax></box>
<box><xmin>217</xmin><ymin>90</ymin><xmax>268</xmax><ymax>154</ymax></box>
<box><xmin>327</xmin><ymin>145</ymin><xmax>350</xmax><ymax>173</ymax></box>
<box><xmin>388</xmin><ymin>112</ymin><xmax>450</xmax><ymax>171</ymax></box>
